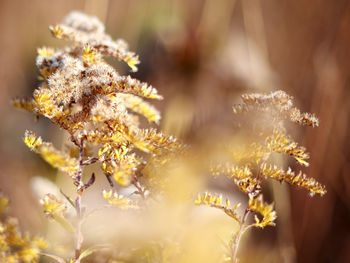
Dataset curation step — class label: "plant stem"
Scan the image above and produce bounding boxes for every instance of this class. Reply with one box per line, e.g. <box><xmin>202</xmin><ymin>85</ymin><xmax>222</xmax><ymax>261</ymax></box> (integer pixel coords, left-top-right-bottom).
<box><xmin>75</xmin><ymin>194</ymin><xmax>83</xmax><ymax>262</ymax></box>
<box><xmin>75</xmin><ymin>139</ymin><xmax>85</xmax><ymax>262</ymax></box>
<box><xmin>132</xmin><ymin>176</ymin><xmax>145</xmax><ymax>199</ymax></box>
<box><xmin>232</xmin><ymin>208</ymin><xmax>250</xmax><ymax>263</ymax></box>
<box><xmin>232</xmin><ymin>161</ymin><xmax>264</xmax><ymax>262</ymax></box>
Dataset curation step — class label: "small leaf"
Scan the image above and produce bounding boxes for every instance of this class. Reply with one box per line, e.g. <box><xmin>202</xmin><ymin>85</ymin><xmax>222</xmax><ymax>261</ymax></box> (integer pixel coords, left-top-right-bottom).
<box><xmin>60</xmin><ymin>189</ymin><xmax>76</xmax><ymax>208</ymax></box>
<box><xmin>78</xmin><ymin>245</ymin><xmax>111</xmax><ymax>261</ymax></box>
<box><xmin>104</xmin><ymin>173</ymin><xmax>114</xmax><ymax>187</ymax></box>
<box><xmin>52</xmin><ymin>214</ymin><xmax>75</xmax><ymax>233</ymax></box>
<box><xmin>40</xmin><ymin>253</ymin><xmax>65</xmax><ymax>263</ymax></box>
<box><xmin>83</xmin><ymin>173</ymin><xmax>95</xmax><ymax>190</ymax></box>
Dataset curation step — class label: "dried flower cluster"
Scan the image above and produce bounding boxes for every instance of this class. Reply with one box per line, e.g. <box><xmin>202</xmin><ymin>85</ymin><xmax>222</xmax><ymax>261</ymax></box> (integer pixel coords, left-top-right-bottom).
<box><xmin>196</xmin><ymin>90</ymin><xmax>326</xmax><ymax>262</ymax></box>
<box><xmin>14</xmin><ymin>11</ymin><xmax>181</xmax><ymax>189</ymax></box>
<box><xmin>13</xmin><ymin>11</ymin><xmax>181</xmax><ymax>263</ymax></box>
<box><xmin>232</xmin><ymin>90</ymin><xmax>319</xmax><ymax>128</ymax></box>
<box><xmin>0</xmin><ymin>194</ymin><xmax>48</xmax><ymax>263</ymax></box>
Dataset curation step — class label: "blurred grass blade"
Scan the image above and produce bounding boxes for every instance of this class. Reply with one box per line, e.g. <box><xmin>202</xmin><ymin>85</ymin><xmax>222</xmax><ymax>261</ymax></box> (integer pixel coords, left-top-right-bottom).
<box><xmin>78</xmin><ymin>244</ymin><xmax>111</xmax><ymax>260</ymax></box>
<box><xmin>40</xmin><ymin>253</ymin><xmax>65</xmax><ymax>263</ymax></box>
<box><xmin>53</xmin><ymin>214</ymin><xmax>75</xmax><ymax>233</ymax></box>
<box><xmin>60</xmin><ymin>189</ymin><xmax>76</xmax><ymax>208</ymax></box>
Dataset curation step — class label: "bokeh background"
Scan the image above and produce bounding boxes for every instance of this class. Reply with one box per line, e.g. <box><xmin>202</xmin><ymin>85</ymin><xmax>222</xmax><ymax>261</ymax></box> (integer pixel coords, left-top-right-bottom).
<box><xmin>0</xmin><ymin>0</ymin><xmax>350</xmax><ymax>262</ymax></box>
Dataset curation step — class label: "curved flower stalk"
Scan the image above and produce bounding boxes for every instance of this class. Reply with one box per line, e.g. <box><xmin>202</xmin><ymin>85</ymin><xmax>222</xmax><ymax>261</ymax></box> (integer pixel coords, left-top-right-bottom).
<box><xmin>13</xmin><ymin>11</ymin><xmax>181</xmax><ymax>263</ymax></box>
<box><xmin>197</xmin><ymin>90</ymin><xmax>326</xmax><ymax>262</ymax></box>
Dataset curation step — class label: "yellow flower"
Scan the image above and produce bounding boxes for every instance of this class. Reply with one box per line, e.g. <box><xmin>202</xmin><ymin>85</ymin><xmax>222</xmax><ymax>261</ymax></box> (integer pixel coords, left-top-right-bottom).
<box><xmin>248</xmin><ymin>195</ymin><xmax>277</xmax><ymax>228</ymax></box>
<box><xmin>102</xmin><ymin>190</ymin><xmax>138</xmax><ymax>209</ymax></box>
<box><xmin>40</xmin><ymin>194</ymin><xmax>67</xmax><ymax>218</ymax></box>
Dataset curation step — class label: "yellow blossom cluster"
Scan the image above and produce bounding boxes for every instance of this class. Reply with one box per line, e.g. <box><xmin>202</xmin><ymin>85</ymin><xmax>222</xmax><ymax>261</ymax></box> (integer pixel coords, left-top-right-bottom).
<box><xmin>197</xmin><ymin>90</ymin><xmax>324</xmax><ymax>262</ymax></box>
<box><xmin>195</xmin><ymin>192</ymin><xmax>241</xmax><ymax>222</ymax></box>
<box><xmin>0</xmin><ymin>194</ymin><xmax>48</xmax><ymax>263</ymax></box>
<box><xmin>195</xmin><ymin>192</ymin><xmax>277</xmax><ymax>229</ymax></box>
<box><xmin>102</xmin><ymin>190</ymin><xmax>138</xmax><ymax>210</ymax></box>
<box><xmin>248</xmin><ymin>195</ymin><xmax>277</xmax><ymax>228</ymax></box>
<box><xmin>23</xmin><ymin>130</ymin><xmax>79</xmax><ymax>176</ymax></box>
<box><xmin>262</xmin><ymin>164</ymin><xmax>326</xmax><ymax>196</ymax></box>
<box><xmin>210</xmin><ymin>164</ymin><xmax>252</xmax><ymax>179</ymax></box>
<box><xmin>233</xmin><ymin>90</ymin><xmax>319</xmax><ymax>128</ymax></box>
<box><xmin>39</xmin><ymin>194</ymin><xmax>75</xmax><ymax>234</ymax></box>
<box><xmin>212</xmin><ymin>90</ymin><xmax>326</xmax><ymax>197</ymax></box>
<box><xmin>39</xmin><ymin>194</ymin><xmax>67</xmax><ymax>219</ymax></box>
<box><xmin>210</xmin><ymin>164</ymin><xmax>261</xmax><ymax>196</ymax></box>
<box><xmin>266</xmin><ymin>130</ymin><xmax>310</xmax><ymax>167</ymax></box>
<box><xmin>13</xmin><ymin>11</ymin><xmax>181</xmax><ymax>188</ymax></box>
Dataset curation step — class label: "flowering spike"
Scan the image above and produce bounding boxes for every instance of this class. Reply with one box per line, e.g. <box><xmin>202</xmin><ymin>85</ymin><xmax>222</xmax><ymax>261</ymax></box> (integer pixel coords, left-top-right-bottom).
<box><xmin>102</xmin><ymin>190</ymin><xmax>138</xmax><ymax>209</ymax></box>
<box><xmin>48</xmin><ymin>12</ymin><xmax>140</xmax><ymax>71</ymax></box>
<box><xmin>233</xmin><ymin>90</ymin><xmax>319</xmax><ymax>128</ymax></box>
<box><xmin>23</xmin><ymin>131</ymin><xmax>79</xmax><ymax>176</ymax></box>
<box><xmin>210</xmin><ymin>163</ymin><xmax>252</xmax><ymax>179</ymax></box>
<box><xmin>266</xmin><ymin>129</ymin><xmax>310</xmax><ymax>167</ymax></box>
<box><xmin>119</xmin><ymin>94</ymin><xmax>161</xmax><ymax>123</ymax></box>
<box><xmin>262</xmin><ymin>164</ymin><xmax>326</xmax><ymax>196</ymax></box>
<box><xmin>12</xmin><ymin>97</ymin><xmax>36</xmax><ymax>113</ymax></box>
<box><xmin>195</xmin><ymin>192</ymin><xmax>241</xmax><ymax>223</ymax></box>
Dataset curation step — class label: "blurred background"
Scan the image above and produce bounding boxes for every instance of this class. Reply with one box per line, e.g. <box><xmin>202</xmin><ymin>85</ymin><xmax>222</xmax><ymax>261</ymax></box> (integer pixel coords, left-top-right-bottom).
<box><xmin>0</xmin><ymin>0</ymin><xmax>349</xmax><ymax>262</ymax></box>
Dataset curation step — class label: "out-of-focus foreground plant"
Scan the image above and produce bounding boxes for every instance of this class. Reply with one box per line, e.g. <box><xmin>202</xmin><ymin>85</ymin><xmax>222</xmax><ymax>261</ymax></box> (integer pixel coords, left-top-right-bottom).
<box><xmin>0</xmin><ymin>194</ymin><xmax>48</xmax><ymax>262</ymax></box>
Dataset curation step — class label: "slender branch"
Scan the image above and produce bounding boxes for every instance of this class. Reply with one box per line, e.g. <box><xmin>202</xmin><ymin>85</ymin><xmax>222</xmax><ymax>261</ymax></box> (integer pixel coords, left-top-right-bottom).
<box><xmin>105</xmin><ymin>173</ymin><xmax>114</xmax><ymax>188</ymax></box>
<box><xmin>82</xmin><ymin>157</ymin><xmax>99</xmax><ymax>165</ymax></box>
<box><xmin>232</xmin><ymin>208</ymin><xmax>250</xmax><ymax>263</ymax></box>
<box><xmin>256</xmin><ymin>161</ymin><xmax>264</xmax><ymax>181</ymax></box>
<box><xmin>75</xmin><ymin>138</ymin><xmax>85</xmax><ymax>263</ymax></box>
<box><xmin>83</xmin><ymin>173</ymin><xmax>96</xmax><ymax>190</ymax></box>
<box><xmin>132</xmin><ymin>176</ymin><xmax>146</xmax><ymax>199</ymax></box>
<box><xmin>251</xmin><ymin>161</ymin><xmax>265</xmax><ymax>197</ymax></box>
<box><xmin>232</xmin><ymin>161</ymin><xmax>265</xmax><ymax>262</ymax></box>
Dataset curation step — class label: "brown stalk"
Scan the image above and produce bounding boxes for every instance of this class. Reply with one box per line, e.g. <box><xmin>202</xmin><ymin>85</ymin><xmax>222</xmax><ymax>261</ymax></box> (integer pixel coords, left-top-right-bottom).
<box><xmin>74</xmin><ymin>139</ymin><xmax>85</xmax><ymax>262</ymax></box>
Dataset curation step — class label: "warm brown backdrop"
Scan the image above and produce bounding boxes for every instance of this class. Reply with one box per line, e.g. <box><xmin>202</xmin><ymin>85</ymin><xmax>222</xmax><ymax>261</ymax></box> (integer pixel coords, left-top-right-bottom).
<box><xmin>0</xmin><ymin>0</ymin><xmax>349</xmax><ymax>262</ymax></box>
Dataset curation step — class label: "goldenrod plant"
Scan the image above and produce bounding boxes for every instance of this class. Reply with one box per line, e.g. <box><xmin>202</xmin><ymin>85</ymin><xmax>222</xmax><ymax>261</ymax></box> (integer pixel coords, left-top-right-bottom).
<box><xmin>195</xmin><ymin>90</ymin><xmax>326</xmax><ymax>262</ymax></box>
<box><xmin>13</xmin><ymin>11</ymin><xmax>181</xmax><ymax>263</ymax></box>
<box><xmin>12</xmin><ymin>11</ymin><xmax>326</xmax><ymax>263</ymax></box>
